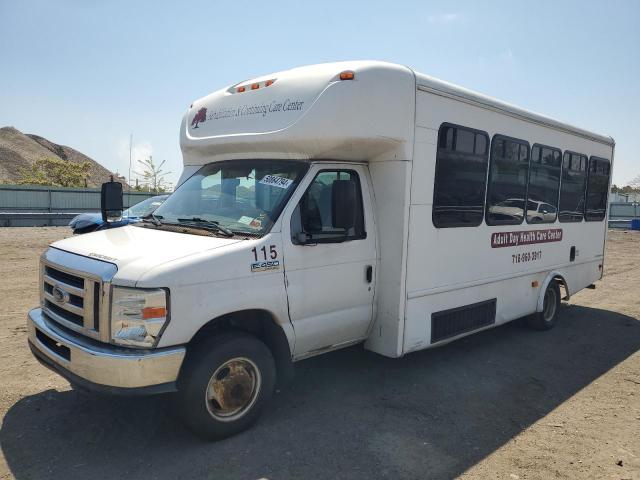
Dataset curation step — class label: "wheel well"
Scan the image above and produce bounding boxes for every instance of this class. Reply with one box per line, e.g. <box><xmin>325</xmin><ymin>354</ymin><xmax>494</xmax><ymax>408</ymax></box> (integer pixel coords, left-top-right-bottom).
<box><xmin>553</xmin><ymin>275</ymin><xmax>570</xmax><ymax>301</ymax></box>
<box><xmin>187</xmin><ymin>309</ymin><xmax>294</xmax><ymax>387</ymax></box>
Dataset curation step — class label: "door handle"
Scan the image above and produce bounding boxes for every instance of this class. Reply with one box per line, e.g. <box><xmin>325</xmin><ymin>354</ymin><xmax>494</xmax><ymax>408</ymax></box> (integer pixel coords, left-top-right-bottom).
<box><xmin>366</xmin><ymin>265</ymin><xmax>373</xmax><ymax>283</ymax></box>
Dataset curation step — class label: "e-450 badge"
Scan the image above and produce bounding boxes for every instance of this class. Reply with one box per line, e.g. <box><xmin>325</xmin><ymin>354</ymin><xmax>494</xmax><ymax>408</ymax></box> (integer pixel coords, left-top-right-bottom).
<box><xmin>251</xmin><ymin>260</ymin><xmax>280</xmax><ymax>272</ymax></box>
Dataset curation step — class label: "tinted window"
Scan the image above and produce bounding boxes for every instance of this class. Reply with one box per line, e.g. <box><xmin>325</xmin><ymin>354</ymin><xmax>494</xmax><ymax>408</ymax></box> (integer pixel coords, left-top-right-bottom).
<box><xmin>559</xmin><ymin>152</ymin><xmax>587</xmax><ymax>222</ymax></box>
<box><xmin>432</xmin><ymin>124</ymin><xmax>490</xmax><ymax>228</ymax></box>
<box><xmin>526</xmin><ymin>145</ymin><xmax>561</xmax><ymax>223</ymax></box>
<box><xmin>291</xmin><ymin>170</ymin><xmax>365</xmax><ymax>242</ymax></box>
<box><xmin>486</xmin><ymin>136</ymin><xmax>530</xmax><ymax>225</ymax></box>
<box><xmin>585</xmin><ymin>157</ymin><xmax>610</xmax><ymax>221</ymax></box>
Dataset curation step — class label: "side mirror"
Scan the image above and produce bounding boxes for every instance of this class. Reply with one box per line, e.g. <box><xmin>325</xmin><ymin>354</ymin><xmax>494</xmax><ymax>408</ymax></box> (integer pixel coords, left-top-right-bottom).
<box><xmin>332</xmin><ymin>180</ymin><xmax>357</xmax><ymax>230</ymax></box>
<box><xmin>101</xmin><ymin>181</ymin><xmax>123</xmax><ymax>223</ymax></box>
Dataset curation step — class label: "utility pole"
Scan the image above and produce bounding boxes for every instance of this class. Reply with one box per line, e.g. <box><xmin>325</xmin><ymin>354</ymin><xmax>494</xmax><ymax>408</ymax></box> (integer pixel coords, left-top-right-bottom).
<box><xmin>128</xmin><ymin>133</ymin><xmax>133</xmax><ymax>191</ymax></box>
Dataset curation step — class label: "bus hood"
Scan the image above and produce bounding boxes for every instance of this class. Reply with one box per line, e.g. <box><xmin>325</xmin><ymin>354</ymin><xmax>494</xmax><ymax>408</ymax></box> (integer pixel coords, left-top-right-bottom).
<box><xmin>51</xmin><ymin>225</ymin><xmax>242</xmax><ymax>285</ymax></box>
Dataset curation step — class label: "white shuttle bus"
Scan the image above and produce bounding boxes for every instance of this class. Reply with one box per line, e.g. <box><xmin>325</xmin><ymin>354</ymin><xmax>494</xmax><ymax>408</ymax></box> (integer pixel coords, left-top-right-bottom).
<box><xmin>27</xmin><ymin>61</ymin><xmax>614</xmax><ymax>439</ymax></box>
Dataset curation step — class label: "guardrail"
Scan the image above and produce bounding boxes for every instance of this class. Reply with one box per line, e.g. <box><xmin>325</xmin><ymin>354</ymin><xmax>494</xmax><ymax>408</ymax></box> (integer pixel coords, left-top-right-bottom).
<box><xmin>609</xmin><ymin>202</ymin><xmax>640</xmax><ymax>229</ymax></box>
<box><xmin>0</xmin><ymin>184</ymin><xmax>157</xmax><ymax>227</ymax></box>
<box><xmin>0</xmin><ymin>212</ymin><xmax>84</xmax><ymax>227</ymax></box>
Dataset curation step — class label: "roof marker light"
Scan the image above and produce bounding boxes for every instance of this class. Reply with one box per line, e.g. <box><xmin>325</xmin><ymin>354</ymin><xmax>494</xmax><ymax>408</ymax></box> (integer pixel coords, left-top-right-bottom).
<box><xmin>339</xmin><ymin>70</ymin><xmax>355</xmax><ymax>80</ymax></box>
<box><xmin>265</xmin><ymin>79</ymin><xmax>275</xmax><ymax>87</ymax></box>
<box><xmin>251</xmin><ymin>83</ymin><xmax>260</xmax><ymax>90</ymax></box>
<box><xmin>237</xmin><ymin>86</ymin><xmax>246</xmax><ymax>93</ymax></box>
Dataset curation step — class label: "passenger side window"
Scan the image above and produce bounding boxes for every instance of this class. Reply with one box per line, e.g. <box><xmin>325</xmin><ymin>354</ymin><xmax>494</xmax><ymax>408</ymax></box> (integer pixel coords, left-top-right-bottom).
<box><xmin>486</xmin><ymin>136</ymin><xmax>530</xmax><ymax>225</ymax></box>
<box><xmin>526</xmin><ymin>145</ymin><xmax>561</xmax><ymax>223</ymax></box>
<box><xmin>559</xmin><ymin>152</ymin><xmax>587</xmax><ymax>222</ymax></box>
<box><xmin>291</xmin><ymin>170</ymin><xmax>366</xmax><ymax>244</ymax></box>
<box><xmin>432</xmin><ymin>123</ymin><xmax>490</xmax><ymax>228</ymax></box>
<box><xmin>585</xmin><ymin>157</ymin><xmax>610</xmax><ymax>221</ymax></box>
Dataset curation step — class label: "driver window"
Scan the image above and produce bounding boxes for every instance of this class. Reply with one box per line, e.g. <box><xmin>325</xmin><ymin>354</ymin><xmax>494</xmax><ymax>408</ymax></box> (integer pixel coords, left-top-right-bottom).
<box><xmin>291</xmin><ymin>170</ymin><xmax>365</xmax><ymax>243</ymax></box>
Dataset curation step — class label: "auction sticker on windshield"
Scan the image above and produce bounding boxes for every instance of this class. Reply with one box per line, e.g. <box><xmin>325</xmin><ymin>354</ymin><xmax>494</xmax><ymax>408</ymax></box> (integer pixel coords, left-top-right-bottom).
<box><xmin>259</xmin><ymin>175</ymin><xmax>293</xmax><ymax>189</ymax></box>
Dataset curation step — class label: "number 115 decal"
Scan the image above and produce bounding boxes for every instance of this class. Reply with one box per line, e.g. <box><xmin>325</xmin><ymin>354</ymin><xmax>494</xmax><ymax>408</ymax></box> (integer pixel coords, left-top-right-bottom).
<box><xmin>250</xmin><ymin>245</ymin><xmax>280</xmax><ymax>272</ymax></box>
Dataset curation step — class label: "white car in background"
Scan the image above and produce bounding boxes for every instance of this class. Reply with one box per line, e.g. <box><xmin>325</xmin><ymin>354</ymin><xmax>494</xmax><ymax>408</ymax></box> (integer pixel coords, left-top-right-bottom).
<box><xmin>490</xmin><ymin>198</ymin><xmax>557</xmax><ymax>223</ymax></box>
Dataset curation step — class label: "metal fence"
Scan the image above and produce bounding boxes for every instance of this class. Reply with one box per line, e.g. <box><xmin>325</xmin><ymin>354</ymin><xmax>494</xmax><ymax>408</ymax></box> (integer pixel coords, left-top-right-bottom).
<box><xmin>609</xmin><ymin>202</ymin><xmax>640</xmax><ymax>229</ymax></box>
<box><xmin>0</xmin><ymin>184</ymin><xmax>156</xmax><ymax>227</ymax></box>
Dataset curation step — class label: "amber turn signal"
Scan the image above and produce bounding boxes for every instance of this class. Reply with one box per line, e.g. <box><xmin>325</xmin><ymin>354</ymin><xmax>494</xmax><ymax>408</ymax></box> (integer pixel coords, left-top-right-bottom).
<box><xmin>339</xmin><ymin>70</ymin><xmax>355</xmax><ymax>80</ymax></box>
<box><xmin>141</xmin><ymin>306</ymin><xmax>167</xmax><ymax>319</ymax></box>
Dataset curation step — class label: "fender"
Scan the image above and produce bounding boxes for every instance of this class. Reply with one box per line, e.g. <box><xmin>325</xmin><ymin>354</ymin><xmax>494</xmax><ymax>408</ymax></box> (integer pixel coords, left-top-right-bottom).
<box><xmin>185</xmin><ymin>309</ymin><xmax>295</xmax><ymax>387</ymax></box>
<box><xmin>536</xmin><ymin>270</ymin><xmax>570</xmax><ymax>312</ymax></box>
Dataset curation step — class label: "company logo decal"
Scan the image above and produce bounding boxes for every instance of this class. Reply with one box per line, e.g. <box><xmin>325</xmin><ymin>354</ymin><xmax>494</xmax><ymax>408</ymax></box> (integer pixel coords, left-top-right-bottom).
<box><xmin>190</xmin><ymin>98</ymin><xmax>306</xmax><ymax>130</ymax></box>
<box><xmin>191</xmin><ymin>107</ymin><xmax>207</xmax><ymax>129</ymax></box>
<box><xmin>491</xmin><ymin>228</ymin><xmax>563</xmax><ymax>248</ymax></box>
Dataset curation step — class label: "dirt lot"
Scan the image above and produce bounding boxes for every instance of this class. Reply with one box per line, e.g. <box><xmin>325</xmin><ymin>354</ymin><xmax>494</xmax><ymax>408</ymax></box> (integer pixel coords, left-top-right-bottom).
<box><xmin>0</xmin><ymin>227</ymin><xmax>638</xmax><ymax>480</ymax></box>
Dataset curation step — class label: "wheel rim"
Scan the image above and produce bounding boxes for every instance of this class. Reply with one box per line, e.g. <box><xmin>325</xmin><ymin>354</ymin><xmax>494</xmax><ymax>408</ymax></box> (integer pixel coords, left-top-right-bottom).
<box><xmin>205</xmin><ymin>357</ymin><xmax>261</xmax><ymax>422</ymax></box>
<box><xmin>543</xmin><ymin>287</ymin><xmax>557</xmax><ymax>322</ymax></box>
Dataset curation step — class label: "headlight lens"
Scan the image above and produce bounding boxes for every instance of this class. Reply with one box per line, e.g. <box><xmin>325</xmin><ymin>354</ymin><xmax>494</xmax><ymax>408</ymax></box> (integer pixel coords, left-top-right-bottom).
<box><xmin>111</xmin><ymin>286</ymin><xmax>168</xmax><ymax>348</ymax></box>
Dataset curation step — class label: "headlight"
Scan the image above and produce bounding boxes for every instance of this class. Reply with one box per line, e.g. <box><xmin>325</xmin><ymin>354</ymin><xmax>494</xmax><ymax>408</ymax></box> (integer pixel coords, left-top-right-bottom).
<box><xmin>111</xmin><ymin>286</ymin><xmax>169</xmax><ymax>348</ymax></box>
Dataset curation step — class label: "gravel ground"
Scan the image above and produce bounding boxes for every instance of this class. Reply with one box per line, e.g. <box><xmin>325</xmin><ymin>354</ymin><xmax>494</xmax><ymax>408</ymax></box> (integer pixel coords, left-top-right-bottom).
<box><xmin>0</xmin><ymin>227</ymin><xmax>638</xmax><ymax>480</ymax></box>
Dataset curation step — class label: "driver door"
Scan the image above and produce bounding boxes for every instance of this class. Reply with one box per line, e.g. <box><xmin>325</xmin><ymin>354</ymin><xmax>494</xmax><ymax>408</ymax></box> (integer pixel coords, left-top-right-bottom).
<box><xmin>282</xmin><ymin>164</ymin><xmax>377</xmax><ymax>357</ymax></box>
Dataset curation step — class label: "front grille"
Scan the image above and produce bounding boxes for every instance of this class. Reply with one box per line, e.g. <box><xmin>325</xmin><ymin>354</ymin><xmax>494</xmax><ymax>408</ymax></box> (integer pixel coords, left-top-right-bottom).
<box><xmin>45</xmin><ymin>265</ymin><xmax>84</xmax><ymax>289</ymax></box>
<box><xmin>44</xmin><ymin>299</ymin><xmax>84</xmax><ymax>326</ymax></box>
<box><xmin>41</xmin><ymin>262</ymin><xmax>103</xmax><ymax>340</ymax></box>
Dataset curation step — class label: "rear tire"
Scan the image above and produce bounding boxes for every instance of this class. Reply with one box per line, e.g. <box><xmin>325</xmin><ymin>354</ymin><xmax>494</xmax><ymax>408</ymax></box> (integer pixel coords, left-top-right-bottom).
<box><xmin>527</xmin><ymin>281</ymin><xmax>561</xmax><ymax>330</ymax></box>
<box><xmin>177</xmin><ymin>332</ymin><xmax>276</xmax><ymax>440</ymax></box>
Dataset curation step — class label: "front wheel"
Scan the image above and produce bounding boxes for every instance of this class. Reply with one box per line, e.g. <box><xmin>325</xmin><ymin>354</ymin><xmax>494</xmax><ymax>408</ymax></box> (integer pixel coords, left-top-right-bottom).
<box><xmin>177</xmin><ymin>332</ymin><xmax>276</xmax><ymax>440</ymax></box>
<box><xmin>527</xmin><ymin>281</ymin><xmax>561</xmax><ymax>330</ymax></box>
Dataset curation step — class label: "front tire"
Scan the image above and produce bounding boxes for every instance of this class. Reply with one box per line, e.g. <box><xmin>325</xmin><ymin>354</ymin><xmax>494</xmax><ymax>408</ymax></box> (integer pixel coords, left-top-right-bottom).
<box><xmin>527</xmin><ymin>281</ymin><xmax>561</xmax><ymax>330</ymax></box>
<box><xmin>177</xmin><ymin>332</ymin><xmax>276</xmax><ymax>440</ymax></box>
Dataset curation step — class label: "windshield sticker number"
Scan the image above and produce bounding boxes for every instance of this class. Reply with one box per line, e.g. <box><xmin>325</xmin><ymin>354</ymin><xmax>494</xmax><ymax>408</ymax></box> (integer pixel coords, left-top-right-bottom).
<box><xmin>259</xmin><ymin>175</ymin><xmax>293</xmax><ymax>189</ymax></box>
<box><xmin>251</xmin><ymin>245</ymin><xmax>279</xmax><ymax>272</ymax></box>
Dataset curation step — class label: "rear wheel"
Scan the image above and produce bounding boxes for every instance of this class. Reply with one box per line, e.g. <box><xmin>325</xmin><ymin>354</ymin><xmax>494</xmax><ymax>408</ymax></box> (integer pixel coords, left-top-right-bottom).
<box><xmin>527</xmin><ymin>281</ymin><xmax>561</xmax><ymax>330</ymax></box>
<box><xmin>177</xmin><ymin>332</ymin><xmax>276</xmax><ymax>440</ymax></box>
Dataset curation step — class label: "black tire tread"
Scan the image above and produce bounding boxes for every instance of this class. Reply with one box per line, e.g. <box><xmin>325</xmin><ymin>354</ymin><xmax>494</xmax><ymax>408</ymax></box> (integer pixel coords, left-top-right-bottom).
<box><xmin>177</xmin><ymin>331</ymin><xmax>276</xmax><ymax>440</ymax></box>
<box><xmin>527</xmin><ymin>281</ymin><xmax>561</xmax><ymax>331</ymax></box>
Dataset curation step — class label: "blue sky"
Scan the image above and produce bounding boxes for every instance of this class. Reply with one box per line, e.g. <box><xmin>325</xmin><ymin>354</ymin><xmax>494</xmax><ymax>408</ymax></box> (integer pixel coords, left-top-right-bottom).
<box><xmin>1</xmin><ymin>0</ymin><xmax>638</xmax><ymax>186</ymax></box>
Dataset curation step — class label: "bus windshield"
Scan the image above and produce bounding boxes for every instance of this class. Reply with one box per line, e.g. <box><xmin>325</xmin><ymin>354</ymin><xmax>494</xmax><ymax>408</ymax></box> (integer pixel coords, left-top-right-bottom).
<box><xmin>150</xmin><ymin>160</ymin><xmax>308</xmax><ymax>236</ymax></box>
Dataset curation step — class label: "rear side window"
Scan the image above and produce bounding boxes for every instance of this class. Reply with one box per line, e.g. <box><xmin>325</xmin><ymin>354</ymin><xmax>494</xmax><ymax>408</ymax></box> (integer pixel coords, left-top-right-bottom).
<box><xmin>432</xmin><ymin>123</ymin><xmax>490</xmax><ymax>228</ymax></box>
<box><xmin>526</xmin><ymin>145</ymin><xmax>562</xmax><ymax>223</ymax></box>
<box><xmin>559</xmin><ymin>152</ymin><xmax>588</xmax><ymax>222</ymax></box>
<box><xmin>486</xmin><ymin>136</ymin><xmax>530</xmax><ymax>225</ymax></box>
<box><xmin>585</xmin><ymin>157</ymin><xmax>610</xmax><ymax>221</ymax></box>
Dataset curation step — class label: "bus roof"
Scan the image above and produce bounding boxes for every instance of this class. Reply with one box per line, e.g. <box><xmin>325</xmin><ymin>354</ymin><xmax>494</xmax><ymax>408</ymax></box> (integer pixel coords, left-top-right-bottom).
<box><xmin>411</xmin><ymin>68</ymin><xmax>614</xmax><ymax>146</ymax></box>
<box><xmin>180</xmin><ymin>60</ymin><xmax>613</xmax><ymax>165</ymax></box>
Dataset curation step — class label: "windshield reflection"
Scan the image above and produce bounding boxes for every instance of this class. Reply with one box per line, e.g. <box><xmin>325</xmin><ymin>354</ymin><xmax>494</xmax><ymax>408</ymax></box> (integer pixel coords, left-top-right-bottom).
<box><xmin>150</xmin><ymin>160</ymin><xmax>308</xmax><ymax>236</ymax></box>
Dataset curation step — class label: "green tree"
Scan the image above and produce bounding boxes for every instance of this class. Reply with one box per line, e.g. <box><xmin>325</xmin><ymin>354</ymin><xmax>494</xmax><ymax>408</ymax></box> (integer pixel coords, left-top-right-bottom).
<box><xmin>18</xmin><ymin>157</ymin><xmax>91</xmax><ymax>187</ymax></box>
<box><xmin>135</xmin><ymin>156</ymin><xmax>171</xmax><ymax>193</ymax></box>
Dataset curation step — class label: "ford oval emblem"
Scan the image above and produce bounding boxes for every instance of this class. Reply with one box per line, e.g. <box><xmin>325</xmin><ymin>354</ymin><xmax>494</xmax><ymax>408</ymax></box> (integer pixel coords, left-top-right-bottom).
<box><xmin>52</xmin><ymin>286</ymin><xmax>69</xmax><ymax>304</ymax></box>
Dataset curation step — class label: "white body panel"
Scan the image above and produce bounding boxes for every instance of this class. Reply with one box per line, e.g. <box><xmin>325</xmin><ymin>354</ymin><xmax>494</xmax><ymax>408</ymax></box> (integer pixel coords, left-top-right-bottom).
<box><xmin>44</xmin><ymin>61</ymin><xmax>613</xmax><ymax>365</ymax></box>
<box><xmin>280</xmin><ymin>163</ymin><xmax>378</xmax><ymax>358</ymax></box>
<box><xmin>399</xmin><ymin>90</ymin><xmax>613</xmax><ymax>354</ymax></box>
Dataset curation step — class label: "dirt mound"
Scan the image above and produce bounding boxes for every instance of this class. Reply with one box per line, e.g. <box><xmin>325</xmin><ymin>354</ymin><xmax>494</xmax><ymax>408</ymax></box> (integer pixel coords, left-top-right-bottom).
<box><xmin>0</xmin><ymin>126</ymin><xmax>119</xmax><ymax>187</ymax></box>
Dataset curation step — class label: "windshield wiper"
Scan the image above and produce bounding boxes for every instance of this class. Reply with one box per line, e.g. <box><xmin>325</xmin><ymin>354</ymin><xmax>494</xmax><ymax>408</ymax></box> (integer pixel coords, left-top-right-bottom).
<box><xmin>176</xmin><ymin>217</ymin><xmax>234</xmax><ymax>237</ymax></box>
<box><xmin>141</xmin><ymin>213</ymin><xmax>163</xmax><ymax>226</ymax></box>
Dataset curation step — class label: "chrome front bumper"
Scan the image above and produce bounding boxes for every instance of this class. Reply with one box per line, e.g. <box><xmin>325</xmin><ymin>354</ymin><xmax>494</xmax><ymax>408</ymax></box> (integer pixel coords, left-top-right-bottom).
<box><xmin>28</xmin><ymin>308</ymin><xmax>186</xmax><ymax>394</ymax></box>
